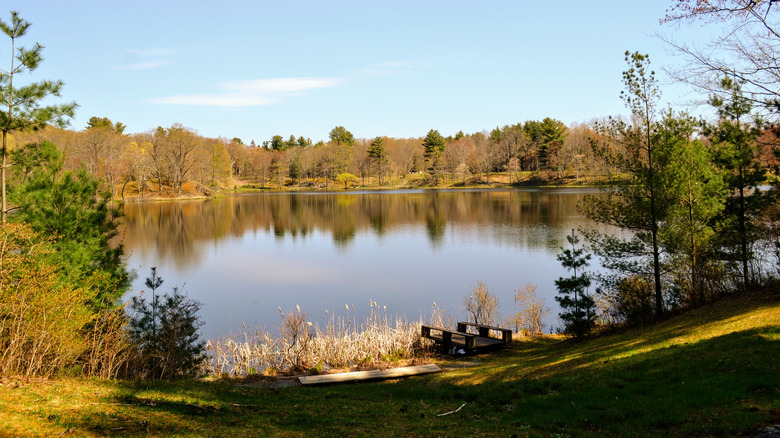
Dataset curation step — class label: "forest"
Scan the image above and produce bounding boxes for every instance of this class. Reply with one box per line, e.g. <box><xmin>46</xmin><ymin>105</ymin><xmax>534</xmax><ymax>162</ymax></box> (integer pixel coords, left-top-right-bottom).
<box><xmin>9</xmin><ymin>117</ymin><xmax>643</xmax><ymax>197</ymax></box>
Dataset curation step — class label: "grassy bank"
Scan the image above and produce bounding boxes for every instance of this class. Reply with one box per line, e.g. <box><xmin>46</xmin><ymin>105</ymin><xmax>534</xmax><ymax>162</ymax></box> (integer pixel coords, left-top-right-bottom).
<box><xmin>1</xmin><ymin>286</ymin><xmax>778</xmax><ymax>437</ymax></box>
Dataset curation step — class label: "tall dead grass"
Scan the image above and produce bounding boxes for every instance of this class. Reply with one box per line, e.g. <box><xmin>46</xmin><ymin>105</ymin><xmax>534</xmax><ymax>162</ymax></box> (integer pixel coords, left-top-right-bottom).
<box><xmin>206</xmin><ymin>302</ymin><xmax>447</xmax><ymax>376</ymax></box>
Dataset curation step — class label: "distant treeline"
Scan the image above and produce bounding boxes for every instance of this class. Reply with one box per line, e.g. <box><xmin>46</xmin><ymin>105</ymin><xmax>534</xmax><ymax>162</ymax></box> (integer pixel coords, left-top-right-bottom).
<box><xmin>16</xmin><ymin>116</ymin><xmax>779</xmax><ymax>198</ymax></box>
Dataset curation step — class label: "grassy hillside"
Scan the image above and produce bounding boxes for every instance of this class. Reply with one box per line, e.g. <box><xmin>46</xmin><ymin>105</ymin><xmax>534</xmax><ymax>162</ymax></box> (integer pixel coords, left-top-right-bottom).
<box><xmin>1</xmin><ymin>286</ymin><xmax>778</xmax><ymax>437</ymax></box>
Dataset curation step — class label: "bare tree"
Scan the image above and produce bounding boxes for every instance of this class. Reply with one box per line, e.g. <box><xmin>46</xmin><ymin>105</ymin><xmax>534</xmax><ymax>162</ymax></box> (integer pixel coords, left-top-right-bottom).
<box><xmin>159</xmin><ymin>124</ymin><xmax>199</xmax><ymax>194</ymax></box>
<box><xmin>561</xmin><ymin>123</ymin><xmax>593</xmax><ymax>182</ymax></box>
<box><xmin>463</xmin><ymin>280</ymin><xmax>499</xmax><ymax>326</ymax></box>
<box><xmin>505</xmin><ymin>284</ymin><xmax>549</xmax><ymax>335</ymax></box>
<box><xmin>443</xmin><ymin>136</ymin><xmax>474</xmax><ymax>181</ymax></box>
<box><xmin>661</xmin><ymin>0</ymin><xmax>780</xmax><ymax>117</ymax></box>
<box><xmin>389</xmin><ymin>137</ymin><xmax>424</xmax><ymax>178</ymax></box>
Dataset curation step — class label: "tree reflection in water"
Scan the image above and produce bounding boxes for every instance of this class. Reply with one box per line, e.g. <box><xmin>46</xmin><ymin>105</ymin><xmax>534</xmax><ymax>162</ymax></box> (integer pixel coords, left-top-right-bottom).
<box><xmin>121</xmin><ymin>189</ymin><xmax>608</xmax><ymax>338</ymax></box>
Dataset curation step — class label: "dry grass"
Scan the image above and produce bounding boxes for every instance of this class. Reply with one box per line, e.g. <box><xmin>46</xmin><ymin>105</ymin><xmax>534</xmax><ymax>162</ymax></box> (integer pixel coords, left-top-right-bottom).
<box><xmin>205</xmin><ymin>302</ymin><xmax>448</xmax><ymax>377</ymax></box>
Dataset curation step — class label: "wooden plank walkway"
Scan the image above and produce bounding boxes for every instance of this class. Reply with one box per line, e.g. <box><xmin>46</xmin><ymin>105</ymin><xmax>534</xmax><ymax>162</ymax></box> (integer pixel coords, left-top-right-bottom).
<box><xmin>298</xmin><ymin>364</ymin><xmax>441</xmax><ymax>386</ymax></box>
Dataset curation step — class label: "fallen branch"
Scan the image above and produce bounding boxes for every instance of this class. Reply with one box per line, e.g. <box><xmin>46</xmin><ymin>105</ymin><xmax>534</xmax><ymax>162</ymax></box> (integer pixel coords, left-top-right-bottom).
<box><xmin>437</xmin><ymin>402</ymin><xmax>466</xmax><ymax>416</ymax></box>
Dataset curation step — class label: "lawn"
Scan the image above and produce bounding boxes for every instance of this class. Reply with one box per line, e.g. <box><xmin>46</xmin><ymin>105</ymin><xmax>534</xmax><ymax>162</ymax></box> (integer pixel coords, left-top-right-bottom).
<box><xmin>1</xmin><ymin>286</ymin><xmax>778</xmax><ymax>437</ymax></box>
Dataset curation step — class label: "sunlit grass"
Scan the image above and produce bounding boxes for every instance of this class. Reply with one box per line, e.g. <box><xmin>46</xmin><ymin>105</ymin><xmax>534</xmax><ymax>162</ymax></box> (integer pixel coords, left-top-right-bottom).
<box><xmin>1</xmin><ymin>286</ymin><xmax>778</xmax><ymax>436</ymax></box>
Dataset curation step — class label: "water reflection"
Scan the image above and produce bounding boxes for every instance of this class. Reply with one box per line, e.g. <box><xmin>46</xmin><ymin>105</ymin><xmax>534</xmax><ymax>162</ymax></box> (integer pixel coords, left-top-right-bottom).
<box><xmin>122</xmin><ymin>189</ymin><xmax>598</xmax><ymax>267</ymax></box>
<box><xmin>121</xmin><ymin>189</ymin><xmax>604</xmax><ymax>338</ymax></box>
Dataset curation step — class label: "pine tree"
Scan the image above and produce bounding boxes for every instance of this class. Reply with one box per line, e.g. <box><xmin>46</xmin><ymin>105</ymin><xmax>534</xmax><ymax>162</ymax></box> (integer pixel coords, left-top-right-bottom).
<box><xmin>584</xmin><ymin>52</ymin><xmax>675</xmax><ymax>319</ymax></box>
<box><xmin>0</xmin><ymin>11</ymin><xmax>77</xmax><ymax>224</ymax></box>
<box><xmin>422</xmin><ymin>129</ymin><xmax>446</xmax><ymax>185</ymax></box>
<box><xmin>707</xmin><ymin>78</ymin><xmax>773</xmax><ymax>288</ymax></box>
<box><xmin>10</xmin><ymin>141</ymin><xmax>129</xmax><ymax>307</ymax></box>
<box><xmin>368</xmin><ymin>136</ymin><xmax>388</xmax><ymax>185</ymax></box>
<box><xmin>555</xmin><ymin>230</ymin><xmax>595</xmax><ymax>338</ymax></box>
<box><xmin>129</xmin><ymin>268</ymin><xmax>205</xmax><ymax>379</ymax></box>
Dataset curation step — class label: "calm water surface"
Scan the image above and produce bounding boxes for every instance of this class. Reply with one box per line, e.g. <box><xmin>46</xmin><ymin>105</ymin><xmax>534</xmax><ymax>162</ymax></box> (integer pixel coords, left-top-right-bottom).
<box><xmin>121</xmin><ymin>189</ymin><xmax>605</xmax><ymax>338</ymax></box>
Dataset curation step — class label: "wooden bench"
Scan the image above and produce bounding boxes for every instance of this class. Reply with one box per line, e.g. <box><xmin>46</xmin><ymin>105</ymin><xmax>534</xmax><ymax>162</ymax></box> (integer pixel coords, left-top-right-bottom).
<box><xmin>456</xmin><ymin>322</ymin><xmax>513</xmax><ymax>344</ymax></box>
<box><xmin>421</xmin><ymin>325</ymin><xmax>477</xmax><ymax>350</ymax></box>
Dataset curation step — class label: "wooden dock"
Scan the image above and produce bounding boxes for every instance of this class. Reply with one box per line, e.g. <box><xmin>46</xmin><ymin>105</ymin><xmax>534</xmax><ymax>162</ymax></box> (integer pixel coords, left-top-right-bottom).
<box><xmin>421</xmin><ymin>322</ymin><xmax>512</xmax><ymax>353</ymax></box>
<box><xmin>298</xmin><ymin>364</ymin><xmax>442</xmax><ymax>386</ymax></box>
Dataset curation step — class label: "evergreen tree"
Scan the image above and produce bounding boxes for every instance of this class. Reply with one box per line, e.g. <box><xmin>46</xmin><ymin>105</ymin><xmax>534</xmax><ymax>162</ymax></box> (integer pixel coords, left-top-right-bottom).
<box><xmin>422</xmin><ymin>129</ymin><xmax>446</xmax><ymax>185</ymax></box>
<box><xmin>662</xmin><ymin>115</ymin><xmax>727</xmax><ymax>305</ymax></box>
<box><xmin>368</xmin><ymin>136</ymin><xmax>388</xmax><ymax>185</ymax></box>
<box><xmin>86</xmin><ymin>116</ymin><xmax>125</xmax><ymax>134</ymax></box>
<box><xmin>555</xmin><ymin>230</ymin><xmax>595</xmax><ymax>338</ymax></box>
<box><xmin>328</xmin><ymin>126</ymin><xmax>355</xmax><ymax>146</ymax></box>
<box><xmin>145</xmin><ymin>267</ymin><xmax>164</xmax><ymax>340</ymax></box>
<box><xmin>270</xmin><ymin>135</ymin><xmax>286</xmax><ymax>151</ymax></box>
<box><xmin>0</xmin><ymin>11</ymin><xmax>77</xmax><ymax>224</ymax></box>
<box><xmin>129</xmin><ymin>268</ymin><xmax>206</xmax><ymax>379</ymax></box>
<box><xmin>706</xmin><ymin>78</ymin><xmax>773</xmax><ymax>288</ymax></box>
<box><xmin>10</xmin><ymin>141</ymin><xmax>130</xmax><ymax>307</ymax></box>
<box><xmin>584</xmin><ymin>52</ymin><xmax>675</xmax><ymax>319</ymax></box>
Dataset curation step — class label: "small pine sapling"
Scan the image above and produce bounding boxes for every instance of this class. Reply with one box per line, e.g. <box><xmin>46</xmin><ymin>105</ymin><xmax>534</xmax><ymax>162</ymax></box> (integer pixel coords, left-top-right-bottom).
<box><xmin>555</xmin><ymin>230</ymin><xmax>596</xmax><ymax>338</ymax></box>
<box><xmin>129</xmin><ymin>268</ymin><xmax>206</xmax><ymax>379</ymax></box>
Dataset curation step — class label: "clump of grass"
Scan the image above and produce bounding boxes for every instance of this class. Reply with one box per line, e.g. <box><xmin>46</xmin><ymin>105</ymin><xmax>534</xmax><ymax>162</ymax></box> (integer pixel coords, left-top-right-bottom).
<box><xmin>205</xmin><ymin>301</ymin><xmax>440</xmax><ymax>376</ymax></box>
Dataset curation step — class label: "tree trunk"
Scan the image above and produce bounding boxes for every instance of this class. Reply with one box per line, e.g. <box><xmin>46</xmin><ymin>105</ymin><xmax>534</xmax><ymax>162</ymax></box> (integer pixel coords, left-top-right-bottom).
<box><xmin>1</xmin><ymin>130</ymin><xmax>7</xmax><ymax>225</ymax></box>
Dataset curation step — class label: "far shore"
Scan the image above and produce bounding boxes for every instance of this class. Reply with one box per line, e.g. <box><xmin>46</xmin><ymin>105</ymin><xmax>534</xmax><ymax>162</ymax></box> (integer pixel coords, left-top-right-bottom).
<box><xmin>115</xmin><ymin>171</ymin><xmax>623</xmax><ymax>202</ymax></box>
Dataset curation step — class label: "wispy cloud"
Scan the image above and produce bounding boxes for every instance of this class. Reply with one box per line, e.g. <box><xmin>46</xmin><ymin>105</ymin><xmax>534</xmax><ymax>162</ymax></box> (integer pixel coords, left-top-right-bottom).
<box><xmin>354</xmin><ymin>60</ymin><xmax>423</xmax><ymax>76</ymax></box>
<box><xmin>146</xmin><ymin>77</ymin><xmax>344</xmax><ymax>107</ymax></box>
<box><xmin>119</xmin><ymin>47</ymin><xmax>184</xmax><ymax>70</ymax></box>
<box><xmin>127</xmin><ymin>47</ymin><xmax>185</xmax><ymax>57</ymax></box>
<box><xmin>119</xmin><ymin>59</ymin><xmax>174</xmax><ymax>71</ymax></box>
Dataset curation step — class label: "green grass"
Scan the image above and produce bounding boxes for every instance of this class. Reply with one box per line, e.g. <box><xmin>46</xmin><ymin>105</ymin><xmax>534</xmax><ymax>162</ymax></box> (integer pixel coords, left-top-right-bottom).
<box><xmin>2</xmin><ymin>287</ymin><xmax>779</xmax><ymax>437</ymax></box>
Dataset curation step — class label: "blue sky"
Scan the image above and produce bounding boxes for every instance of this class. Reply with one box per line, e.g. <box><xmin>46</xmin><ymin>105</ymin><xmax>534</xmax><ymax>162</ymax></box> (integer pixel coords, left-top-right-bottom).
<box><xmin>4</xmin><ymin>1</ymin><xmax>713</xmax><ymax>144</ymax></box>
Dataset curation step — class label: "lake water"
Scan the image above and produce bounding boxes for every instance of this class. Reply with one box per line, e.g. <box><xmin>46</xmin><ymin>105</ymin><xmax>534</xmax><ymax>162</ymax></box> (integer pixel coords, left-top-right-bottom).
<box><xmin>121</xmin><ymin>189</ymin><xmax>605</xmax><ymax>339</ymax></box>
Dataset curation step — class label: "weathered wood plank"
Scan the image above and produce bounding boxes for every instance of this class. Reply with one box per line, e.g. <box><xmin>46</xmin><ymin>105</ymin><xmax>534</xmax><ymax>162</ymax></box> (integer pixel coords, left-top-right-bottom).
<box><xmin>457</xmin><ymin>322</ymin><xmax>513</xmax><ymax>344</ymax></box>
<box><xmin>297</xmin><ymin>364</ymin><xmax>442</xmax><ymax>386</ymax></box>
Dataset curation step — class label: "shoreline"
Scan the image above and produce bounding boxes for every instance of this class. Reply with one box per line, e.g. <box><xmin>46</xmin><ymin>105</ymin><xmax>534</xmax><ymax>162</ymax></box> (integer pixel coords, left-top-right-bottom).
<box><xmin>114</xmin><ymin>178</ymin><xmax>620</xmax><ymax>203</ymax></box>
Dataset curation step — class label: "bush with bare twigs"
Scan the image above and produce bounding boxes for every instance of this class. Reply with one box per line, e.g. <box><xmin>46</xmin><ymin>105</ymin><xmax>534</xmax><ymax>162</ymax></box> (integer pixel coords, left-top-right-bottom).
<box><xmin>463</xmin><ymin>280</ymin><xmax>499</xmax><ymax>326</ymax></box>
<box><xmin>506</xmin><ymin>284</ymin><xmax>550</xmax><ymax>336</ymax></box>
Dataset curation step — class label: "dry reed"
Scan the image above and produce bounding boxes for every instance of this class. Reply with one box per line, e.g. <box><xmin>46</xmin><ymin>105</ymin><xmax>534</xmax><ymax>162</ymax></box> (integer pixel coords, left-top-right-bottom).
<box><xmin>205</xmin><ymin>301</ymin><xmax>447</xmax><ymax>377</ymax></box>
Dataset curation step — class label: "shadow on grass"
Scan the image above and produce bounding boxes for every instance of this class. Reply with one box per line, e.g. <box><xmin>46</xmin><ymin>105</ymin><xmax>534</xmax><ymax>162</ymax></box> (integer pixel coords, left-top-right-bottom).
<box><xmin>490</xmin><ymin>287</ymin><xmax>780</xmax><ymax>380</ymax></box>
<box><xmin>62</xmin><ymin>289</ymin><xmax>780</xmax><ymax>437</ymax></box>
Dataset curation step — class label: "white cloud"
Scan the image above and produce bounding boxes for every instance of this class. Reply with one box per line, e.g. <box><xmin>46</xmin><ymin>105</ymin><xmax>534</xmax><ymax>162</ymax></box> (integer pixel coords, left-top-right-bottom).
<box><xmin>146</xmin><ymin>77</ymin><xmax>344</xmax><ymax>107</ymax></box>
<box><xmin>119</xmin><ymin>59</ymin><xmax>174</xmax><ymax>71</ymax></box>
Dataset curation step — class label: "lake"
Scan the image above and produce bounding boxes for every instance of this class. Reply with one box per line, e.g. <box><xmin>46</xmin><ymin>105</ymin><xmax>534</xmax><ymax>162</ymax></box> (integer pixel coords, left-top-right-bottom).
<box><xmin>121</xmin><ymin>188</ymin><xmax>605</xmax><ymax>339</ymax></box>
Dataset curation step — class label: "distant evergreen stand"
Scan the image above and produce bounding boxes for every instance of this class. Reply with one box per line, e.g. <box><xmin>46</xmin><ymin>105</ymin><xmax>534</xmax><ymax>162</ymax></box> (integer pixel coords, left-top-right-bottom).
<box><xmin>555</xmin><ymin>230</ymin><xmax>596</xmax><ymax>338</ymax></box>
